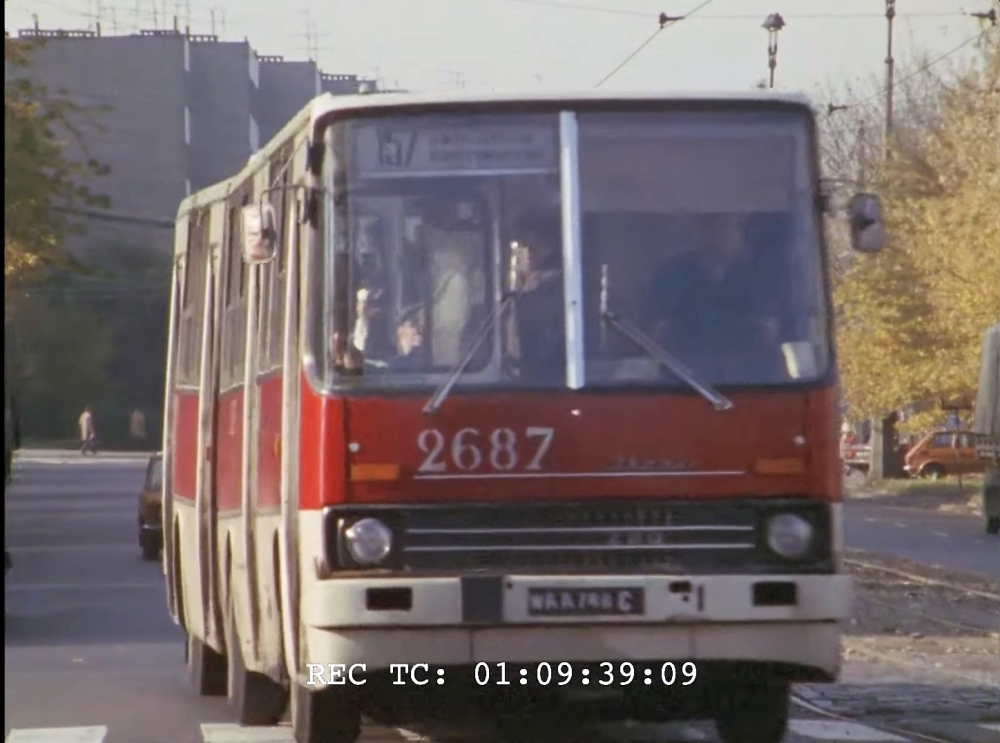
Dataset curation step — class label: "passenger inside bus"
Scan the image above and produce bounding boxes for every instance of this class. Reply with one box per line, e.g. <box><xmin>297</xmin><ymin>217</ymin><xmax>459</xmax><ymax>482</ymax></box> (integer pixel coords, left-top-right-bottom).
<box><xmin>340</xmin><ymin>194</ymin><xmax>491</xmax><ymax>375</ymax></box>
<box><xmin>387</xmin><ymin>306</ymin><xmax>428</xmax><ymax>372</ymax></box>
<box><xmin>417</xmin><ymin>198</ymin><xmax>486</xmax><ymax>369</ymax></box>
<box><xmin>508</xmin><ymin>210</ymin><xmax>565</xmax><ymax>384</ymax></box>
<box><xmin>349</xmin><ymin>214</ymin><xmax>393</xmax><ymax>360</ymax></box>
<box><xmin>642</xmin><ymin>211</ymin><xmax>791</xmax><ymax>380</ymax></box>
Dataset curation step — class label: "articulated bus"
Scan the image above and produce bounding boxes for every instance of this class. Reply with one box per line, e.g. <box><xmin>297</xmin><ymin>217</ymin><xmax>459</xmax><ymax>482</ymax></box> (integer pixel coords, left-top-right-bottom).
<box><xmin>162</xmin><ymin>90</ymin><xmax>885</xmax><ymax>743</ymax></box>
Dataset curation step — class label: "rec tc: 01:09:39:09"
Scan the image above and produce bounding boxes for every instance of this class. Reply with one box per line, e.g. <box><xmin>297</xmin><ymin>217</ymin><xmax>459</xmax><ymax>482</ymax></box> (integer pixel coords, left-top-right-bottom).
<box><xmin>472</xmin><ymin>661</ymin><xmax>699</xmax><ymax>687</ymax></box>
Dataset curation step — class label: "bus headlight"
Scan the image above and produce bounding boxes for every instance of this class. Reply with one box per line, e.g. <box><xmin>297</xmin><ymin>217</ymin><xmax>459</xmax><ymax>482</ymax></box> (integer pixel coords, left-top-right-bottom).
<box><xmin>766</xmin><ymin>513</ymin><xmax>814</xmax><ymax>559</ymax></box>
<box><xmin>343</xmin><ymin>518</ymin><xmax>393</xmax><ymax>565</ymax></box>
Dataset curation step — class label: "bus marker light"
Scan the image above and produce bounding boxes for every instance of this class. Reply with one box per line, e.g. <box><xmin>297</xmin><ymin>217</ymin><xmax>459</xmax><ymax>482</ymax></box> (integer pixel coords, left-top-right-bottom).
<box><xmin>754</xmin><ymin>457</ymin><xmax>805</xmax><ymax>475</ymax></box>
<box><xmin>350</xmin><ymin>464</ymin><xmax>402</xmax><ymax>481</ymax></box>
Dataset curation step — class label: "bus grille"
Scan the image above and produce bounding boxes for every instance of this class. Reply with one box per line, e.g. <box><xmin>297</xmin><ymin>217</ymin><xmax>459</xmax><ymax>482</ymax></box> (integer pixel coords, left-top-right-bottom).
<box><xmin>359</xmin><ymin>499</ymin><xmax>831</xmax><ymax>574</ymax></box>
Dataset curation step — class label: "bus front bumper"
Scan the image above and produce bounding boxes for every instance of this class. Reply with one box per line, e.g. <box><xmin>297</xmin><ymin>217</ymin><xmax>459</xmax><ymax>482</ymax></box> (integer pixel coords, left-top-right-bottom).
<box><xmin>300</xmin><ymin>573</ymin><xmax>851</xmax><ymax>681</ymax></box>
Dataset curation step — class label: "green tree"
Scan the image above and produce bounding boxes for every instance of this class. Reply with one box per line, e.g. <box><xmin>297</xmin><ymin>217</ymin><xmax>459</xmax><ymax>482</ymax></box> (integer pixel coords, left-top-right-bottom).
<box><xmin>85</xmin><ymin>241</ymin><xmax>171</xmax><ymax>448</ymax></box>
<box><xmin>9</xmin><ymin>239</ymin><xmax>171</xmax><ymax>446</ymax></box>
<box><xmin>12</xmin><ymin>289</ymin><xmax>113</xmax><ymax>442</ymax></box>
<box><xmin>4</xmin><ymin>11</ymin><xmax>110</xmax><ymax>286</ymax></box>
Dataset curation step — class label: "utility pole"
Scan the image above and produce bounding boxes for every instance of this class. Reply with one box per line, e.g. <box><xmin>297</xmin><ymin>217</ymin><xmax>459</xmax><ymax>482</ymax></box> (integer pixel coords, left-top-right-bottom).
<box><xmin>857</xmin><ymin>121</ymin><xmax>868</xmax><ymax>188</ymax></box>
<box><xmin>884</xmin><ymin>0</ymin><xmax>896</xmax><ymax>159</ymax></box>
<box><xmin>762</xmin><ymin>13</ymin><xmax>786</xmax><ymax>89</ymax></box>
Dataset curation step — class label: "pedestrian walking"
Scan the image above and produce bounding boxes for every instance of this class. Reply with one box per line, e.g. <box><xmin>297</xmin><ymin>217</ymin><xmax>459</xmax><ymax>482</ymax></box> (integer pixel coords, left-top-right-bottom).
<box><xmin>79</xmin><ymin>405</ymin><xmax>98</xmax><ymax>455</ymax></box>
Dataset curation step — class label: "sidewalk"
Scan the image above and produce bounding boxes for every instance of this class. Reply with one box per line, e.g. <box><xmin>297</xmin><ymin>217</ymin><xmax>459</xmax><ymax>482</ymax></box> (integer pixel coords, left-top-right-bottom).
<box><xmin>14</xmin><ymin>449</ymin><xmax>155</xmax><ymax>464</ymax></box>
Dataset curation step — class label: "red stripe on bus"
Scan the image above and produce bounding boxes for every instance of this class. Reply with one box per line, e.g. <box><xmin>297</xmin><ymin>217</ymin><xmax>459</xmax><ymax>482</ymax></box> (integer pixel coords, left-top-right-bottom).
<box><xmin>172</xmin><ymin>391</ymin><xmax>199</xmax><ymax>501</ymax></box>
<box><xmin>215</xmin><ymin>388</ymin><xmax>244</xmax><ymax>512</ymax></box>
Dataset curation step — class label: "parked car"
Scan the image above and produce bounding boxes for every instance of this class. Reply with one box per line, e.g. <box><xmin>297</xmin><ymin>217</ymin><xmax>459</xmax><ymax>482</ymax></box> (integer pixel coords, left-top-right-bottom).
<box><xmin>841</xmin><ymin>442</ymin><xmax>871</xmax><ymax>475</ymax></box>
<box><xmin>902</xmin><ymin>430</ymin><xmax>993</xmax><ymax>480</ymax></box>
<box><xmin>137</xmin><ymin>452</ymin><xmax>163</xmax><ymax>561</ymax></box>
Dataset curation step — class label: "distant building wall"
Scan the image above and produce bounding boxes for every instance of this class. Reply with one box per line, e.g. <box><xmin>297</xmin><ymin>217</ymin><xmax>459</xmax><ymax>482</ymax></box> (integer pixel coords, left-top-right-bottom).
<box><xmin>187</xmin><ymin>36</ymin><xmax>259</xmax><ymax>188</ymax></box>
<box><xmin>321</xmin><ymin>72</ymin><xmax>371</xmax><ymax>95</ymax></box>
<box><xmin>259</xmin><ymin>57</ymin><xmax>321</xmax><ymax>143</ymax></box>
<box><xmin>12</xmin><ymin>26</ymin><xmax>380</xmax><ymax>253</ymax></box>
<box><xmin>12</xmin><ymin>29</ymin><xmax>188</xmax><ymax>240</ymax></box>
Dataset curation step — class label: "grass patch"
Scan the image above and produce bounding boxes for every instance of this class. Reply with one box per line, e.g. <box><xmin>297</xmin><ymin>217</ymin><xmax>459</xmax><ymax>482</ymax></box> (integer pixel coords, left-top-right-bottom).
<box><xmin>847</xmin><ymin>475</ymin><xmax>985</xmax><ymax>515</ymax></box>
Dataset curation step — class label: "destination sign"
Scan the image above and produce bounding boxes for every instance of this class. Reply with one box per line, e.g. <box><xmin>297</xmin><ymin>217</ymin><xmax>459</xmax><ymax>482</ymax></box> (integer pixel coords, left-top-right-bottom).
<box><xmin>352</xmin><ymin>122</ymin><xmax>558</xmax><ymax>177</ymax></box>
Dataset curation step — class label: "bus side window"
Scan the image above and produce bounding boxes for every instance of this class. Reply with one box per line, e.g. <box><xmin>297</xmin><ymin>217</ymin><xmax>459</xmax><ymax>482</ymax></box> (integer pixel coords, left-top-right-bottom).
<box><xmin>221</xmin><ymin>189</ymin><xmax>248</xmax><ymax>389</ymax></box>
<box><xmin>266</xmin><ymin>145</ymin><xmax>292</xmax><ymax>371</ymax></box>
<box><xmin>258</xmin><ymin>255</ymin><xmax>273</xmax><ymax>372</ymax></box>
<box><xmin>178</xmin><ymin>209</ymin><xmax>210</xmax><ymax>386</ymax></box>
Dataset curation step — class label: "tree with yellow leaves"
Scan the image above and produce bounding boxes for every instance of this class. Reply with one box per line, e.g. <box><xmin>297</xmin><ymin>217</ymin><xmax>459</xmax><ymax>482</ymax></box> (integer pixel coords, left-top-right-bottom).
<box><xmin>831</xmin><ymin>26</ymin><xmax>1000</xmax><ymax>430</ymax></box>
<box><xmin>4</xmin><ymin>9</ymin><xmax>110</xmax><ymax>287</ymax></box>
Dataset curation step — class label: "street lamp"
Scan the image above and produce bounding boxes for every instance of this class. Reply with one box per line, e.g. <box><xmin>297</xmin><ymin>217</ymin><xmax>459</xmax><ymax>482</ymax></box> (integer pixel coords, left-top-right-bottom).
<box><xmin>762</xmin><ymin>13</ymin><xmax>786</xmax><ymax>89</ymax></box>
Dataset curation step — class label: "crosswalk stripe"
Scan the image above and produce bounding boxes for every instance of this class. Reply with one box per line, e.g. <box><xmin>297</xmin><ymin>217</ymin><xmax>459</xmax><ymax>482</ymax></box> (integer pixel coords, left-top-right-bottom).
<box><xmin>199</xmin><ymin>724</ymin><xmax>296</xmax><ymax>743</ymax></box>
<box><xmin>5</xmin><ymin>727</ymin><xmax>108</xmax><ymax>743</ymax></box>
<box><xmin>8</xmin><ymin>719</ymin><xmax>994</xmax><ymax>742</ymax></box>
<box><xmin>16</xmin><ymin>460</ymin><xmax>142</xmax><ymax>466</ymax></box>
<box><xmin>788</xmin><ymin>720</ymin><xmax>908</xmax><ymax>741</ymax></box>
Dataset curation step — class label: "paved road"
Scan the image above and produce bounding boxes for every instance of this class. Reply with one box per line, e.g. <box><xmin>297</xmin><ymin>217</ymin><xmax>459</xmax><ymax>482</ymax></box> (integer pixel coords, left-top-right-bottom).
<box><xmin>844</xmin><ymin>501</ymin><xmax>999</xmax><ymax>578</ymax></box>
<box><xmin>5</xmin><ymin>452</ymin><xmax>997</xmax><ymax>743</ymax></box>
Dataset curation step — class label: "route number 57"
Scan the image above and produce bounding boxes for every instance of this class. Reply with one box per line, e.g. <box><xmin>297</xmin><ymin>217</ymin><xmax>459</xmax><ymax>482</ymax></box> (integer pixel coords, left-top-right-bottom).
<box><xmin>416</xmin><ymin>427</ymin><xmax>555</xmax><ymax>474</ymax></box>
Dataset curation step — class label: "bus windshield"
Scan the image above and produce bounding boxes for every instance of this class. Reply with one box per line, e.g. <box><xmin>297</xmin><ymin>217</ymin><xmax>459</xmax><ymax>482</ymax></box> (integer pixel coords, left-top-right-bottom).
<box><xmin>318</xmin><ymin>105</ymin><xmax>829</xmax><ymax>390</ymax></box>
<box><xmin>323</xmin><ymin>111</ymin><xmax>565</xmax><ymax>389</ymax></box>
<box><xmin>579</xmin><ymin>109</ymin><xmax>830</xmax><ymax>387</ymax></box>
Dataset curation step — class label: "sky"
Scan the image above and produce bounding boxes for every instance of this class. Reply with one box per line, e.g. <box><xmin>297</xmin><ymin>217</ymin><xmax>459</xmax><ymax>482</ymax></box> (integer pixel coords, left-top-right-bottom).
<box><xmin>4</xmin><ymin>0</ymin><xmax>996</xmax><ymax>99</ymax></box>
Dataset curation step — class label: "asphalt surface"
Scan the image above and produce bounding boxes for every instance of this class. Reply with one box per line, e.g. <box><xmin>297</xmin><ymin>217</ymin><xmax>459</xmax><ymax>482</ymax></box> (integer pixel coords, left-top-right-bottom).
<box><xmin>843</xmin><ymin>501</ymin><xmax>999</xmax><ymax>578</ymax></box>
<box><xmin>5</xmin><ymin>451</ymin><xmax>998</xmax><ymax>743</ymax></box>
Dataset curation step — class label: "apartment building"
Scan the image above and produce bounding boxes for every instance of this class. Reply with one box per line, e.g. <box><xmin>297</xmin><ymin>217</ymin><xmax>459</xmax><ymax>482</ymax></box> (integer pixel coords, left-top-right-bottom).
<box><xmin>12</xmin><ymin>25</ymin><xmax>377</xmax><ymax>251</ymax></box>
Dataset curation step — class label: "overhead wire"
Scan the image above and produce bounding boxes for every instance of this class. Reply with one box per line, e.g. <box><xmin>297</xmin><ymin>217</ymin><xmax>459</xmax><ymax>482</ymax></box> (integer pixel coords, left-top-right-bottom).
<box><xmin>594</xmin><ymin>0</ymin><xmax>717</xmax><ymax>88</ymax></box>
<box><xmin>499</xmin><ymin>0</ymin><xmax>966</xmax><ymax>21</ymax></box>
<box><xmin>828</xmin><ymin>25</ymin><xmax>995</xmax><ymax>113</ymax></box>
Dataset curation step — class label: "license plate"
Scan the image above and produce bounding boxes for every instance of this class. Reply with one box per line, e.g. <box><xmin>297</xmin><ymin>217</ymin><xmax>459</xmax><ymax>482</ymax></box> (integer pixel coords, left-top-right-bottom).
<box><xmin>527</xmin><ymin>587</ymin><xmax>645</xmax><ymax>617</ymax></box>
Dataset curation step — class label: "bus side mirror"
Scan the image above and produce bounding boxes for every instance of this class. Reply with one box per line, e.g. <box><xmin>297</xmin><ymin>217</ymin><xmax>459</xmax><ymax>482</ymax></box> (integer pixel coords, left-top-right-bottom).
<box><xmin>849</xmin><ymin>193</ymin><xmax>884</xmax><ymax>254</ymax></box>
<box><xmin>240</xmin><ymin>202</ymin><xmax>278</xmax><ymax>264</ymax></box>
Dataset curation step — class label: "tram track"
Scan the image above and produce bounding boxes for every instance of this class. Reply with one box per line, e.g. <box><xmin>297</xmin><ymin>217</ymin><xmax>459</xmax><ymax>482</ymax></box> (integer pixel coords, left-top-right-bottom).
<box><xmin>389</xmin><ymin>704</ymin><xmax>970</xmax><ymax>743</ymax></box>
<box><xmin>383</xmin><ymin>557</ymin><xmax>1000</xmax><ymax>742</ymax></box>
<box><xmin>381</xmin><ymin>682</ymin><xmax>988</xmax><ymax>743</ymax></box>
<box><xmin>788</xmin><ymin>693</ymin><xmax>962</xmax><ymax>743</ymax></box>
<box><xmin>842</xmin><ymin>557</ymin><xmax>1000</xmax><ymax>603</ymax></box>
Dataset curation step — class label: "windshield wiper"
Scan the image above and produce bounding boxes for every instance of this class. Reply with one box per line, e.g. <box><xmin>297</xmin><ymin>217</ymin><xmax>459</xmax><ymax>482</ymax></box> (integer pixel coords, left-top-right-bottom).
<box><xmin>601</xmin><ymin>309</ymin><xmax>733</xmax><ymax>410</ymax></box>
<box><xmin>598</xmin><ymin>264</ymin><xmax>732</xmax><ymax>410</ymax></box>
<box><xmin>422</xmin><ymin>293</ymin><xmax>516</xmax><ymax>415</ymax></box>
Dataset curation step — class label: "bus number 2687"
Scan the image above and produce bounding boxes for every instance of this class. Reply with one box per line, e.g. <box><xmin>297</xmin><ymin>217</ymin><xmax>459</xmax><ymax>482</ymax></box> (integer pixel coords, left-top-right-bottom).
<box><xmin>416</xmin><ymin>427</ymin><xmax>555</xmax><ymax>474</ymax></box>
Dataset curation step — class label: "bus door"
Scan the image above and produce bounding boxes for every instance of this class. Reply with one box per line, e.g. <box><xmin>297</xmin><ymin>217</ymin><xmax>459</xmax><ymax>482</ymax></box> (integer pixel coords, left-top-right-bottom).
<box><xmin>195</xmin><ymin>209</ymin><xmax>227</xmax><ymax>646</ymax></box>
<box><xmin>218</xmin><ymin>186</ymin><xmax>258</xmax><ymax>657</ymax></box>
<box><xmin>251</xmin><ymin>151</ymin><xmax>292</xmax><ymax>659</ymax></box>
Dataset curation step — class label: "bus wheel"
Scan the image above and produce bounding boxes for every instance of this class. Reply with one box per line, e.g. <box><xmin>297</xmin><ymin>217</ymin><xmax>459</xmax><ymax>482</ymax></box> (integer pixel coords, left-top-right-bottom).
<box><xmin>187</xmin><ymin>633</ymin><xmax>227</xmax><ymax>697</ymax></box>
<box><xmin>291</xmin><ymin>683</ymin><xmax>361</xmax><ymax>743</ymax></box>
<box><xmin>713</xmin><ymin>682</ymin><xmax>789</xmax><ymax>743</ymax></box>
<box><xmin>226</xmin><ymin>595</ymin><xmax>288</xmax><ymax>725</ymax></box>
<box><xmin>987</xmin><ymin>517</ymin><xmax>1000</xmax><ymax>535</ymax></box>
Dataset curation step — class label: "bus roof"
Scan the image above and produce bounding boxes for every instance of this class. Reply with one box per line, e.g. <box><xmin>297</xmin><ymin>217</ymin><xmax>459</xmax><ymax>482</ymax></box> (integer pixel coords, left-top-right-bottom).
<box><xmin>311</xmin><ymin>88</ymin><xmax>814</xmax><ymax>112</ymax></box>
<box><xmin>176</xmin><ymin>88</ymin><xmax>815</xmax><ymax>222</ymax></box>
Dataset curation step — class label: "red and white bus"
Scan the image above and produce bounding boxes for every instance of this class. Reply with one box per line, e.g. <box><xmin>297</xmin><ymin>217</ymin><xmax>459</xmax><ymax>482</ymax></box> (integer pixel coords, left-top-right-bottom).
<box><xmin>162</xmin><ymin>90</ymin><xmax>885</xmax><ymax>743</ymax></box>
